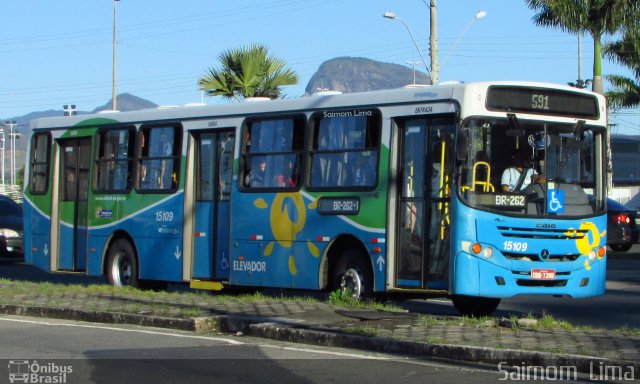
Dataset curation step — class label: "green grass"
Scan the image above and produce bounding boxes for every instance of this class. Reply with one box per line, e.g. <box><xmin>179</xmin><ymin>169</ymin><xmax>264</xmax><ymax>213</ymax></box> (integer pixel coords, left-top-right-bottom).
<box><xmin>343</xmin><ymin>326</ymin><xmax>380</xmax><ymax>337</ymax></box>
<box><xmin>327</xmin><ymin>289</ymin><xmax>403</xmax><ymax>312</ymax></box>
<box><xmin>616</xmin><ymin>324</ymin><xmax>640</xmax><ymax>336</ymax></box>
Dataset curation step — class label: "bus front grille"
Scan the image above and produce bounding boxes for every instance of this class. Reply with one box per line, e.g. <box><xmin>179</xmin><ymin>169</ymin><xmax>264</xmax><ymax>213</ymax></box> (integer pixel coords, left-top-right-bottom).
<box><xmin>503</xmin><ymin>252</ymin><xmax>580</xmax><ymax>262</ymax></box>
<box><xmin>497</xmin><ymin>226</ymin><xmax>587</xmax><ymax>240</ymax></box>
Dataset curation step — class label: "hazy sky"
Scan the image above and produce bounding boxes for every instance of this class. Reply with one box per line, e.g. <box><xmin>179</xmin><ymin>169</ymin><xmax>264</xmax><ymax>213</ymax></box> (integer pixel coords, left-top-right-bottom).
<box><xmin>1</xmin><ymin>1</ymin><xmax>637</xmax><ymax>133</ymax></box>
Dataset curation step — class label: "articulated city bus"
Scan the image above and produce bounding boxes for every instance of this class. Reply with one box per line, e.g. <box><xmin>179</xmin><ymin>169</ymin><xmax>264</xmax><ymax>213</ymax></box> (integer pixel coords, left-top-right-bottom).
<box><xmin>23</xmin><ymin>81</ymin><xmax>608</xmax><ymax>315</ymax></box>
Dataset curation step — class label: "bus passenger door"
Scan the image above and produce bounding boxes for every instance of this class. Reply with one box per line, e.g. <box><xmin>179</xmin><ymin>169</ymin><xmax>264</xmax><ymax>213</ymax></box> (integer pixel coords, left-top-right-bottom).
<box><xmin>396</xmin><ymin>118</ymin><xmax>454</xmax><ymax>289</ymax></box>
<box><xmin>191</xmin><ymin>130</ymin><xmax>235</xmax><ymax>280</ymax></box>
<box><xmin>57</xmin><ymin>138</ymin><xmax>92</xmax><ymax>271</ymax></box>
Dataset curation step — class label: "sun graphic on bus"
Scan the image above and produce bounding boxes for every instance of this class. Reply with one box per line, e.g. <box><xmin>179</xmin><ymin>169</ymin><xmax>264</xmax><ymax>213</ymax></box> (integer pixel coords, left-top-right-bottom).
<box><xmin>253</xmin><ymin>193</ymin><xmax>320</xmax><ymax>275</ymax></box>
<box><xmin>565</xmin><ymin>221</ymin><xmax>606</xmax><ymax>271</ymax></box>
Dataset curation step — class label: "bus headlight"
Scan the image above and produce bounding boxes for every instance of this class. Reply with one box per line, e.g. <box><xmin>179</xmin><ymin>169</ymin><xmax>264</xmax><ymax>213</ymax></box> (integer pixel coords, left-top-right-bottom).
<box><xmin>588</xmin><ymin>251</ymin><xmax>597</xmax><ymax>261</ymax></box>
<box><xmin>482</xmin><ymin>247</ymin><xmax>493</xmax><ymax>259</ymax></box>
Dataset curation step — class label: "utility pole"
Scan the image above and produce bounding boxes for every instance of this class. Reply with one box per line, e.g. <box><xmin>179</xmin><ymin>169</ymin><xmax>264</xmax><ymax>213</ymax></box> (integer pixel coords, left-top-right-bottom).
<box><xmin>0</xmin><ymin>127</ymin><xmax>4</xmax><ymax>193</ymax></box>
<box><xmin>112</xmin><ymin>0</ymin><xmax>119</xmax><ymax>111</ymax></box>
<box><xmin>429</xmin><ymin>0</ymin><xmax>439</xmax><ymax>84</ymax></box>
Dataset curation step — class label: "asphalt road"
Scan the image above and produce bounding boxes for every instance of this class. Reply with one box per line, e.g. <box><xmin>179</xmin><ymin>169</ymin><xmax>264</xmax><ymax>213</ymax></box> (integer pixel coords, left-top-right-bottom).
<box><xmin>0</xmin><ymin>315</ymin><xmax>510</xmax><ymax>384</ymax></box>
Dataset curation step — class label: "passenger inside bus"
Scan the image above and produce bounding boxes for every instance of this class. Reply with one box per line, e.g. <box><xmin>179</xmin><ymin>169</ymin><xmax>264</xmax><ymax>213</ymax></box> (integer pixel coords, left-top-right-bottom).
<box><xmin>275</xmin><ymin>159</ymin><xmax>296</xmax><ymax>188</ymax></box>
<box><xmin>501</xmin><ymin>150</ymin><xmax>543</xmax><ymax>192</ymax></box>
<box><xmin>245</xmin><ymin>158</ymin><xmax>268</xmax><ymax>187</ymax></box>
<box><xmin>64</xmin><ymin>168</ymin><xmax>76</xmax><ymax>200</ymax></box>
<box><xmin>139</xmin><ymin>163</ymin><xmax>152</xmax><ymax>189</ymax></box>
<box><xmin>350</xmin><ymin>152</ymin><xmax>375</xmax><ymax>187</ymax></box>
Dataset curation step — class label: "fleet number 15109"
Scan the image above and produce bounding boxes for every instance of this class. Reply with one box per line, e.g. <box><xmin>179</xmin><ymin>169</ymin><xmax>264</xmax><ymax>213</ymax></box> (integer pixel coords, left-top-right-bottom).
<box><xmin>503</xmin><ymin>241</ymin><xmax>528</xmax><ymax>252</ymax></box>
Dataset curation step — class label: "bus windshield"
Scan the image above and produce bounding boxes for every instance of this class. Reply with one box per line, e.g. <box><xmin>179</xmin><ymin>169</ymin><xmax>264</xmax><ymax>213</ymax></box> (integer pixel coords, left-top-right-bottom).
<box><xmin>458</xmin><ymin>117</ymin><xmax>605</xmax><ymax>217</ymax></box>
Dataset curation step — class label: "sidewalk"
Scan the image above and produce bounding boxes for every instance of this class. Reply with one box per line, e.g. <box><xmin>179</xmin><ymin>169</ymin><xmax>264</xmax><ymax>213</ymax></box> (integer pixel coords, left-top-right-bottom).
<box><xmin>0</xmin><ymin>277</ymin><xmax>638</xmax><ymax>375</ymax></box>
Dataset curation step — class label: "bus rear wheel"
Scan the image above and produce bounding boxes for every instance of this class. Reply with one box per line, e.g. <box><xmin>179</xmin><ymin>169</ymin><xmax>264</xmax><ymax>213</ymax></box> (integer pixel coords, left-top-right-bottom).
<box><xmin>452</xmin><ymin>295</ymin><xmax>501</xmax><ymax>317</ymax></box>
<box><xmin>331</xmin><ymin>249</ymin><xmax>373</xmax><ymax>301</ymax></box>
<box><xmin>106</xmin><ymin>239</ymin><xmax>140</xmax><ymax>288</ymax></box>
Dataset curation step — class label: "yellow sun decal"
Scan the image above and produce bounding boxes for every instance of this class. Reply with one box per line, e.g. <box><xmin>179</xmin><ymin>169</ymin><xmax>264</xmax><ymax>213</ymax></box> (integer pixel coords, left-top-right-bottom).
<box><xmin>254</xmin><ymin>192</ymin><xmax>309</xmax><ymax>276</ymax></box>
<box><xmin>575</xmin><ymin>221</ymin><xmax>601</xmax><ymax>255</ymax></box>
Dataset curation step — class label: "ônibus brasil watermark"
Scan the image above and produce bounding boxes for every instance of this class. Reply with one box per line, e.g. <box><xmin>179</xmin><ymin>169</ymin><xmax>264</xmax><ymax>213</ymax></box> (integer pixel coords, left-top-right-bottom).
<box><xmin>498</xmin><ymin>361</ymin><xmax>635</xmax><ymax>381</ymax></box>
<box><xmin>8</xmin><ymin>360</ymin><xmax>73</xmax><ymax>384</ymax></box>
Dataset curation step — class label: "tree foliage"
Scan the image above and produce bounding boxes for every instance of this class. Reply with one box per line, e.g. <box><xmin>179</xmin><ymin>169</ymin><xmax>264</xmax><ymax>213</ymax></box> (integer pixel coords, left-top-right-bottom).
<box><xmin>604</xmin><ymin>26</ymin><xmax>640</xmax><ymax>109</ymax></box>
<box><xmin>525</xmin><ymin>0</ymin><xmax>640</xmax><ymax>94</ymax></box>
<box><xmin>198</xmin><ymin>44</ymin><xmax>298</xmax><ymax>101</ymax></box>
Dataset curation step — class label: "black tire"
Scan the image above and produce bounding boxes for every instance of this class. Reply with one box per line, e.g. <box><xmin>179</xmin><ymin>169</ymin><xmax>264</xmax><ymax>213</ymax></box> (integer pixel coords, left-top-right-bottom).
<box><xmin>610</xmin><ymin>243</ymin><xmax>632</xmax><ymax>252</ymax></box>
<box><xmin>452</xmin><ymin>295</ymin><xmax>501</xmax><ymax>317</ymax></box>
<box><xmin>331</xmin><ymin>249</ymin><xmax>373</xmax><ymax>301</ymax></box>
<box><xmin>106</xmin><ymin>239</ymin><xmax>140</xmax><ymax>288</ymax></box>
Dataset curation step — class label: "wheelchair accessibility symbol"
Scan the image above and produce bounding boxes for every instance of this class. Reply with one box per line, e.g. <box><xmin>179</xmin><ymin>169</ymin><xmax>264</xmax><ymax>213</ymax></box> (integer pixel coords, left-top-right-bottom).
<box><xmin>547</xmin><ymin>189</ymin><xmax>565</xmax><ymax>213</ymax></box>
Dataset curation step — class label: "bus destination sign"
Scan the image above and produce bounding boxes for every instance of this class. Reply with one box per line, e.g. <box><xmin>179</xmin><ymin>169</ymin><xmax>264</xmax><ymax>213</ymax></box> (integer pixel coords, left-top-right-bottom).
<box><xmin>486</xmin><ymin>85</ymin><xmax>599</xmax><ymax>119</ymax></box>
<box><xmin>317</xmin><ymin>197</ymin><xmax>360</xmax><ymax>215</ymax></box>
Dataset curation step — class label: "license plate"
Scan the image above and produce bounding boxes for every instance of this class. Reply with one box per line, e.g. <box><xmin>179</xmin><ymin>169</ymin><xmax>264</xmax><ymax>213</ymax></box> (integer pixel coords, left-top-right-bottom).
<box><xmin>531</xmin><ymin>269</ymin><xmax>556</xmax><ymax>280</ymax></box>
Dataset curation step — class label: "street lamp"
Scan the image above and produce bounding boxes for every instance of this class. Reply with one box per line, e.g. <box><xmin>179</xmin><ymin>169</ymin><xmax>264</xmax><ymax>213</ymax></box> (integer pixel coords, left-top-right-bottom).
<box><xmin>383</xmin><ymin>12</ymin><xmax>432</xmax><ymax>82</ymax></box>
<box><xmin>440</xmin><ymin>10</ymin><xmax>487</xmax><ymax>67</ymax></box>
<box><xmin>407</xmin><ymin>61</ymin><xmax>422</xmax><ymax>85</ymax></box>
<box><xmin>0</xmin><ymin>127</ymin><xmax>4</xmax><ymax>193</ymax></box>
<box><xmin>4</xmin><ymin>121</ymin><xmax>17</xmax><ymax>186</ymax></box>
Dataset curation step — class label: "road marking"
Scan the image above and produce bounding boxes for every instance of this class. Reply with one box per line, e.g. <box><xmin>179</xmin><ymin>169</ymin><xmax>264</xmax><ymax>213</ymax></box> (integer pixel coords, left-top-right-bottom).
<box><xmin>0</xmin><ymin>316</ymin><xmax>245</xmax><ymax>345</ymax></box>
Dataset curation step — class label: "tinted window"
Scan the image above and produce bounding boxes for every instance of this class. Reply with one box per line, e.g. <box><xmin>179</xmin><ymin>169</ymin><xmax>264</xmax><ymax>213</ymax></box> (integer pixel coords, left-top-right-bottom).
<box><xmin>309</xmin><ymin>109</ymin><xmax>380</xmax><ymax>190</ymax></box>
<box><xmin>137</xmin><ymin>125</ymin><xmax>182</xmax><ymax>192</ymax></box>
<box><xmin>242</xmin><ymin>117</ymin><xmax>305</xmax><ymax>190</ymax></box>
<box><xmin>95</xmin><ymin>127</ymin><xmax>135</xmax><ymax>193</ymax></box>
<box><xmin>28</xmin><ymin>133</ymin><xmax>51</xmax><ymax>194</ymax></box>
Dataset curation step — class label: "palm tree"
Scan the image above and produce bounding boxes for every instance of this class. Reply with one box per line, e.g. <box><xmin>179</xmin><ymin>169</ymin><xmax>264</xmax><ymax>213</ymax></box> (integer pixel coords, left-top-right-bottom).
<box><xmin>198</xmin><ymin>44</ymin><xmax>298</xmax><ymax>101</ymax></box>
<box><xmin>604</xmin><ymin>27</ymin><xmax>640</xmax><ymax>108</ymax></box>
<box><xmin>526</xmin><ymin>0</ymin><xmax>640</xmax><ymax>95</ymax></box>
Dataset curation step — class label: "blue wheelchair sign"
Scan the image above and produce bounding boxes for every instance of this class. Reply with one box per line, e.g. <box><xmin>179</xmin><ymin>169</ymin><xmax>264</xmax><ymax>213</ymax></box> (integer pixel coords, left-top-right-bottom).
<box><xmin>547</xmin><ymin>189</ymin><xmax>565</xmax><ymax>213</ymax></box>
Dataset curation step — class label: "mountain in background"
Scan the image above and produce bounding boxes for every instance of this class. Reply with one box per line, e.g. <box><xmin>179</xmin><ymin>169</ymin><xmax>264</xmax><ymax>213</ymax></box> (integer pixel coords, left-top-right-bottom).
<box><xmin>5</xmin><ymin>93</ymin><xmax>158</xmax><ymax>133</ymax></box>
<box><xmin>2</xmin><ymin>93</ymin><xmax>158</xmax><ymax>179</ymax></box>
<box><xmin>91</xmin><ymin>93</ymin><xmax>158</xmax><ymax>113</ymax></box>
<box><xmin>305</xmin><ymin>57</ymin><xmax>430</xmax><ymax>95</ymax></box>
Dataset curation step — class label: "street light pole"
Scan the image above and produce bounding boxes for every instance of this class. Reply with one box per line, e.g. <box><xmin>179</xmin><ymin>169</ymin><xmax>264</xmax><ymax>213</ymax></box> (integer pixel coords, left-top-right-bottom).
<box><xmin>0</xmin><ymin>128</ymin><xmax>4</xmax><ymax>193</ymax></box>
<box><xmin>383</xmin><ymin>12</ymin><xmax>432</xmax><ymax>81</ymax></box>
<box><xmin>112</xmin><ymin>0</ymin><xmax>119</xmax><ymax>111</ymax></box>
<box><xmin>5</xmin><ymin>121</ymin><xmax>17</xmax><ymax>186</ymax></box>
<box><xmin>441</xmin><ymin>10</ymin><xmax>487</xmax><ymax>67</ymax></box>
<box><xmin>406</xmin><ymin>61</ymin><xmax>422</xmax><ymax>84</ymax></box>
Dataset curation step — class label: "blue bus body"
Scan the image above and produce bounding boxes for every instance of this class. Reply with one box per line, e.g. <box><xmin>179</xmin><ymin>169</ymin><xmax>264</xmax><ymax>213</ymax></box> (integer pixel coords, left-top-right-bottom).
<box><xmin>22</xmin><ymin>82</ymin><xmax>608</xmax><ymax>315</ymax></box>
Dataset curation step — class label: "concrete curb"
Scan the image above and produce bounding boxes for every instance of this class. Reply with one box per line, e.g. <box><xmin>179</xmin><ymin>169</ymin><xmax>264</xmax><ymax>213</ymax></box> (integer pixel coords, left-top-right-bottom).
<box><xmin>0</xmin><ymin>304</ymin><xmax>195</xmax><ymax>331</ymax></box>
<box><xmin>246</xmin><ymin>322</ymin><xmax>640</xmax><ymax>374</ymax></box>
<box><xmin>1</xmin><ymin>303</ymin><xmax>638</xmax><ymax>374</ymax></box>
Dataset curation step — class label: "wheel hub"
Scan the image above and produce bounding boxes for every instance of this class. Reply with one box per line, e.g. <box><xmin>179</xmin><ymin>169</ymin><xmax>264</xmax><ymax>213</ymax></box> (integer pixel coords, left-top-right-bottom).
<box><xmin>340</xmin><ymin>268</ymin><xmax>362</xmax><ymax>299</ymax></box>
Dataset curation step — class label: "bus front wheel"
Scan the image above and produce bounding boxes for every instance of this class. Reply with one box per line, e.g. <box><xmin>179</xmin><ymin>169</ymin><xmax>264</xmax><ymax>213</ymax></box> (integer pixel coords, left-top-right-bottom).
<box><xmin>331</xmin><ymin>249</ymin><xmax>373</xmax><ymax>301</ymax></box>
<box><xmin>106</xmin><ymin>239</ymin><xmax>140</xmax><ymax>288</ymax></box>
<box><xmin>451</xmin><ymin>295</ymin><xmax>501</xmax><ymax>317</ymax></box>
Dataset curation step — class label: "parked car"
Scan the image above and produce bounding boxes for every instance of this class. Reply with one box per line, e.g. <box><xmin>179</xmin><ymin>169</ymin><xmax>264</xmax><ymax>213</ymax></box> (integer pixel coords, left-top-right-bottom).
<box><xmin>0</xmin><ymin>194</ymin><xmax>23</xmax><ymax>258</ymax></box>
<box><xmin>606</xmin><ymin>198</ymin><xmax>639</xmax><ymax>252</ymax></box>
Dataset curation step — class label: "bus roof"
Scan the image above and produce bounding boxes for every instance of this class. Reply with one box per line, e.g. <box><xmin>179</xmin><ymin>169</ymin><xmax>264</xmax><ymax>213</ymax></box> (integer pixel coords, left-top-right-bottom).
<box><xmin>29</xmin><ymin>81</ymin><xmax>606</xmax><ymax>130</ymax></box>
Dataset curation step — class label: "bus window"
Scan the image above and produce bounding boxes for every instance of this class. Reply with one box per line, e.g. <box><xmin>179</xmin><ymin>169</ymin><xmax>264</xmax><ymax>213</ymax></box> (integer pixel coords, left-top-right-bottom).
<box><xmin>309</xmin><ymin>109</ymin><xmax>380</xmax><ymax>189</ymax></box>
<box><xmin>95</xmin><ymin>127</ymin><xmax>134</xmax><ymax>193</ymax></box>
<box><xmin>458</xmin><ymin>118</ymin><xmax>601</xmax><ymax>216</ymax></box>
<box><xmin>241</xmin><ymin>116</ymin><xmax>305</xmax><ymax>190</ymax></box>
<box><xmin>28</xmin><ymin>133</ymin><xmax>51</xmax><ymax>194</ymax></box>
<box><xmin>137</xmin><ymin>125</ymin><xmax>182</xmax><ymax>192</ymax></box>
